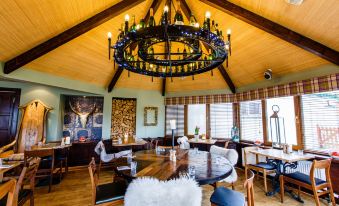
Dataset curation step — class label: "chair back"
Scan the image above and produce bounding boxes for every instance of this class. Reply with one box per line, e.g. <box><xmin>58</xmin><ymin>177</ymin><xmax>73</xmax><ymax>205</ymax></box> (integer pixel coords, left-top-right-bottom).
<box><xmin>24</xmin><ymin>148</ymin><xmax>54</xmax><ymax>170</ymax></box>
<box><xmin>243</xmin><ymin>147</ymin><xmax>258</xmax><ymax>165</ymax></box>
<box><xmin>18</xmin><ymin>157</ymin><xmax>41</xmax><ymax>190</ymax></box>
<box><xmin>244</xmin><ymin>170</ymin><xmax>255</xmax><ymax>206</ymax></box>
<box><xmin>88</xmin><ymin>157</ymin><xmax>99</xmax><ymax>206</ymax></box>
<box><xmin>0</xmin><ymin>179</ymin><xmax>17</xmax><ymax>206</ymax></box>
<box><xmin>210</xmin><ymin>145</ymin><xmax>238</xmax><ymax>166</ymax></box>
<box><xmin>310</xmin><ymin>159</ymin><xmax>332</xmax><ymax>190</ymax></box>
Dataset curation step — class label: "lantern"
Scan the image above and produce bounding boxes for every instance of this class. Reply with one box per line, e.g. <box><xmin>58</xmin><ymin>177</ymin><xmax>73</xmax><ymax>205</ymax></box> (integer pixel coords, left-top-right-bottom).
<box><xmin>269</xmin><ymin>105</ymin><xmax>286</xmax><ymax>148</ymax></box>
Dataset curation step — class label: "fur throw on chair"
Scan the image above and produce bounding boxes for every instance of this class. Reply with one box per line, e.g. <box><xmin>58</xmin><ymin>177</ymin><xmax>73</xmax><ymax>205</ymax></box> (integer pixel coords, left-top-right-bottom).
<box><xmin>177</xmin><ymin>136</ymin><xmax>190</xmax><ymax>149</ymax></box>
<box><xmin>210</xmin><ymin>145</ymin><xmax>239</xmax><ymax>183</ymax></box>
<box><xmin>124</xmin><ymin>177</ymin><xmax>202</xmax><ymax>206</ymax></box>
<box><xmin>94</xmin><ymin>141</ymin><xmax>131</xmax><ymax>162</ymax></box>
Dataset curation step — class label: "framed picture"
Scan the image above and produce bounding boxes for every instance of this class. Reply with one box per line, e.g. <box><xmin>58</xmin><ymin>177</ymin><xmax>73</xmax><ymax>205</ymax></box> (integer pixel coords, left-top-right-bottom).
<box><xmin>144</xmin><ymin>107</ymin><xmax>158</xmax><ymax>126</ymax></box>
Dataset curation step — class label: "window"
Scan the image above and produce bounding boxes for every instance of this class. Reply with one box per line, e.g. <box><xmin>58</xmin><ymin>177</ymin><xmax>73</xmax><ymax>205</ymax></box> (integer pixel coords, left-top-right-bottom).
<box><xmin>165</xmin><ymin>105</ymin><xmax>184</xmax><ymax>136</ymax></box>
<box><xmin>266</xmin><ymin>96</ymin><xmax>297</xmax><ymax>145</ymax></box>
<box><xmin>240</xmin><ymin>100</ymin><xmax>263</xmax><ymax>142</ymax></box>
<box><xmin>187</xmin><ymin>105</ymin><xmax>206</xmax><ymax>135</ymax></box>
<box><xmin>210</xmin><ymin>103</ymin><xmax>233</xmax><ymax>138</ymax></box>
<box><xmin>301</xmin><ymin>91</ymin><xmax>339</xmax><ymax>151</ymax></box>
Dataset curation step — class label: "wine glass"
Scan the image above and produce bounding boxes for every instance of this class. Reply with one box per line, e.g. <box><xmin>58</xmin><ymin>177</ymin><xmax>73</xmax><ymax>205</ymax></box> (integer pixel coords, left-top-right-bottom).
<box><xmin>254</xmin><ymin>138</ymin><xmax>262</xmax><ymax>151</ymax></box>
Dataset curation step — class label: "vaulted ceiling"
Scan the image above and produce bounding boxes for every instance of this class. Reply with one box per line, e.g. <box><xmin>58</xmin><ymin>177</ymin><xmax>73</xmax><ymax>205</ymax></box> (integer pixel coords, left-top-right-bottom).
<box><xmin>0</xmin><ymin>0</ymin><xmax>338</xmax><ymax>93</ymax></box>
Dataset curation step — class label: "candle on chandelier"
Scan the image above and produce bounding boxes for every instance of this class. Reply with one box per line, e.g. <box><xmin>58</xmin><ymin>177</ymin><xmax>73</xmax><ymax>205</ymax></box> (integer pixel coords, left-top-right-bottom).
<box><xmin>205</xmin><ymin>11</ymin><xmax>211</xmax><ymax>31</ymax></box>
<box><xmin>107</xmin><ymin>32</ymin><xmax>112</xmax><ymax>60</ymax></box>
<box><xmin>227</xmin><ymin>29</ymin><xmax>232</xmax><ymax>56</ymax></box>
<box><xmin>164</xmin><ymin>5</ymin><xmax>169</xmax><ymax>24</ymax></box>
<box><xmin>124</xmin><ymin>14</ymin><xmax>130</xmax><ymax>34</ymax></box>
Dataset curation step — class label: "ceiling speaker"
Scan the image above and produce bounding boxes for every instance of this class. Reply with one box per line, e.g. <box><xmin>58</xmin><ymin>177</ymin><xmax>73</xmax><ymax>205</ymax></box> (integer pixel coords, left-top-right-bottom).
<box><xmin>285</xmin><ymin>0</ymin><xmax>303</xmax><ymax>5</ymax></box>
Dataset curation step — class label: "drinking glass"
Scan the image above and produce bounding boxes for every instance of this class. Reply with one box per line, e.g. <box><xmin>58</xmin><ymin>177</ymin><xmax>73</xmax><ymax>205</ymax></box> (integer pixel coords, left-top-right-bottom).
<box><xmin>127</xmin><ymin>153</ymin><xmax>132</xmax><ymax>164</ymax></box>
<box><xmin>194</xmin><ymin>147</ymin><xmax>199</xmax><ymax>154</ymax></box>
<box><xmin>130</xmin><ymin>161</ymin><xmax>137</xmax><ymax>173</ymax></box>
<box><xmin>298</xmin><ymin>150</ymin><xmax>304</xmax><ymax>155</ymax></box>
<box><xmin>188</xmin><ymin>165</ymin><xmax>196</xmax><ymax>177</ymax></box>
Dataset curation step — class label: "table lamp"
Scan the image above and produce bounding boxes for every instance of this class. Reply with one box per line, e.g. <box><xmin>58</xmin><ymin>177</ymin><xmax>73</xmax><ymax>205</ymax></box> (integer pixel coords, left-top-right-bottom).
<box><xmin>169</xmin><ymin>120</ymin><xmax>176</xmax><ymax>150</ymax></box>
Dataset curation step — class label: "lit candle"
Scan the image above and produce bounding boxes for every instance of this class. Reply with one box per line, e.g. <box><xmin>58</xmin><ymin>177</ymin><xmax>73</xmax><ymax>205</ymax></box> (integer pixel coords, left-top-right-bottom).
<box><xmin>107</xmin><ymin>32</ymin><xmax>112</xmax><ymax>39</ymax></box>
<box><xmin>205</xmin><ymin>11</ymin><xmax>211</xmax><ymax>19</ymax></box>
<box><xmin>205</xmin><ymin>11</ymin><xmax>211</xmax><ymax>31</ymax></box>
<box><xmin>107</xmin><ymin>32</ymin><xmax>112</xmax><ymax>59</ymax></box>
<box><xmin>164</xmin><ymin>5</ymin><xmax>169</xmax><ymax>24</ymax></box>
<box><xmin>124</xmin><ymin>14</ymin><xmax>130</xmax><ymax>34</ymax></box>
<box><xmin>227</xmin><ymin>29</ymin><xmax>231</xmax><ymax>55</ymax></box>
<box><xmin>227</xmin><ymin>29</ymin><xmax>231</xmax><ymax>35</ymax></box>
<box><xmin>194</xmin><ymin>22</ymin><xmax>200</xmax><ymax>28</ymax></box>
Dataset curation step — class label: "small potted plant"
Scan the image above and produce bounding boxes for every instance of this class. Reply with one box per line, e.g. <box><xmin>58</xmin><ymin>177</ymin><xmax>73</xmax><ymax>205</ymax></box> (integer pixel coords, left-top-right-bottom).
<box><xmin>194</xmin><ymin>126</ymin><xmax>200</xmax><ymax>141</ymax></box>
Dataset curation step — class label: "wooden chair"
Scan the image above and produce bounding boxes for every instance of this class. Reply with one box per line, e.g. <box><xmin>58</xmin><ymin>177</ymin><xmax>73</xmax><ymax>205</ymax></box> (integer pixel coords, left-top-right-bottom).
<box><xmin>88</xmin><ymin>157</ymin><xmax>127</xmax><ymax>206</ymax></box>
<box><xmin>155</xmin><ymin>140</ymin><xmax>178</xmax><ymax>150</ymax></box>
<box><xmin>280</xmin><ymin>159</ymin><xmax>336</xmax><ymax>206</ymax></box>
<box><xmin>244</xmin><ymin>146</ymin><xmax>275</xmax><ymax>194</ymax></box>
<box><xmin>210</xmin><ymin>170</ymin><xmax>255</xmax><ymax>206</ymax></box>
<box><xmin>0</xmin><ymin>179</ymin><xmax>17</xmax><ymax>206</ymax></box>
<box><xmin>24</xmin><ymin>149</ymin><xmax>61</xmax><ymax>193</ymax></box>
<box><xmin>48</xmin><ymin>141</ymin><xmax>69</xmax><ymax>176</ymax></box>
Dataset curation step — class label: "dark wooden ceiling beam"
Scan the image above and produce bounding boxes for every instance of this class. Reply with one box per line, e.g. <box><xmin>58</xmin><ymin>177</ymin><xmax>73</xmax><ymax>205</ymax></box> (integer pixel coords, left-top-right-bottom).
<box><xmin>108</xmin><ymin>66</ymin><xmax>124</xmax><ymax>92</ymax></box>
<box><xmin>3</xmin><ymin>0</ymin><xmax>146</xmax><ymax>74</ymax></box>
<box><xmin>200</xmin><ymin>0</ymin><xmax>339</xmax><ymax>65</ymax></box>
<box><xmin>218</xmin><ymin>66</ymin><xmax>236</xmax><ymax>93</ymax></box>
<box><xmin>180</xmin><ymin>0</ymin><xmax>236</xmax><ymax>93</ymax></box>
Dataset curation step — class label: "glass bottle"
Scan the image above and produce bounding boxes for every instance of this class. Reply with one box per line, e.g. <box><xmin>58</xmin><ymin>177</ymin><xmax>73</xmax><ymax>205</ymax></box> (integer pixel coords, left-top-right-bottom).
<box><xmin>215</xmin><ymin>23</ymin><xmax>220</xmax><ymax>36</ymax></box>
<box><xmin>148</xmin><ymin>46</ymin><xmax>154</xmax><ymax>60</ymax></box>
<box><xmin>183</xmin><ymin>46</ymin><xmax>187</xmax><ymax>59</ymax></box>
<box><xmin>130</xmin><ymin>15</ymin><xmax>137</xmax><ymax>32</ymax></box>
<box><xmin>174</xmin><ymin>1</ymin><xmax>184</xmax><ymax>25</ymax></box>
<box><xmin>211</xmin><ymin>20</ymin><xmax>216</xmax><ymax>34</ymax></box>
<box><xmin>189</xmin><ymin>13</ymin><xmax>196</xmax><ymax>26</ymax></box>
<box><xmin>139</xmin><ymin>18</ymin><xmax>146</xmax><ymax>29</ymax></box>
<box><xmin>148</xmin><ymin>8</ymin><xmax>156</xmax><ymax>27</ymax></box>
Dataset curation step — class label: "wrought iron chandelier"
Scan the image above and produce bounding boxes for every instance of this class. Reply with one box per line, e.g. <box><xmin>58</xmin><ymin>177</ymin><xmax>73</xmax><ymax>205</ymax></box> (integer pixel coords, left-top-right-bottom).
<box><xmin>107</xmin><ymin>1</ymin><xmax>231</xmax><ymax>80</ymax></box>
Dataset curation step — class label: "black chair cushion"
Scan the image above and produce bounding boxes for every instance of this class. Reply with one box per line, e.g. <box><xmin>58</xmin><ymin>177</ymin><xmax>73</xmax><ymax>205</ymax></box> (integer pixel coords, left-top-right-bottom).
<box><xmin>285</xmin><ymin>172</ymin><xmax>326</xmax><ymax>185</ymax></box>
<box><xmin>250</xmin><ymin>162</ymin><xmax>276</xmax><ymax>170</ymax></box>
<box><xmin>210</xmin><ymin>187</ymin><xmax>245</xmax><ymax>206</ymax></box>
<box><xmin>95</xmin><ymin>181</ymin><xmax>127</xmax><ymax>205</ymax></box>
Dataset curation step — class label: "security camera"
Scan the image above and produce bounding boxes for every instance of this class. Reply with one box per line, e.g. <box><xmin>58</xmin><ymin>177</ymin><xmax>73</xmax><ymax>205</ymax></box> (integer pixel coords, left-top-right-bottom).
<box><xmin>264</xmin><ymin>69</ymin><xmax>272</xmax><ymax>80</ymax></box>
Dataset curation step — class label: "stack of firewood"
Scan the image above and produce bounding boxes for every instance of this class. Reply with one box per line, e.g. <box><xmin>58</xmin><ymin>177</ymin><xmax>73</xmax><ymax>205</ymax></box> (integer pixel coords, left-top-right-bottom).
<box><xmin>111</xmin><ymin>99</ymin><xmax>136</xmax><ymax>138</ymax></box>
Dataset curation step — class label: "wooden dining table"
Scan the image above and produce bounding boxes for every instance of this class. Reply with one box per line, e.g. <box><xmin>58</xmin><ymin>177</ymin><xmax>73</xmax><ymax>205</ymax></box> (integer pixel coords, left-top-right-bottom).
<box><xmin>0</xmin><ymin>161</ymin><xmax>21</xmax><ymax>183</ymax></box>
<box><xmin>249</xmin><ymin>148</ymin><xmax>314</xmax><ymax>202</ymax></box>
<box><xmin>113</xmin><ymin>149</ymin><xmax>233</xmax><ymax>185</ymax></box>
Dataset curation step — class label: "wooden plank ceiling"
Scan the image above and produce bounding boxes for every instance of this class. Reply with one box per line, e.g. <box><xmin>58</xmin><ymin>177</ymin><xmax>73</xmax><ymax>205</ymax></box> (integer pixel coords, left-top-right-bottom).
<box><xmin>0</xmin><ymin>0</ymin><xmax>338</xmax><ymax>92</ymax></box>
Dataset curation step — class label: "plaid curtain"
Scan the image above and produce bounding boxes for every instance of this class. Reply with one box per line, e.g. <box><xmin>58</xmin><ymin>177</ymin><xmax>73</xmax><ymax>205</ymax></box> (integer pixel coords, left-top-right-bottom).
<box><xmin>165</xmin><ymin>73</ymin><xmax>339</xmax><ymax>105</ymax></box>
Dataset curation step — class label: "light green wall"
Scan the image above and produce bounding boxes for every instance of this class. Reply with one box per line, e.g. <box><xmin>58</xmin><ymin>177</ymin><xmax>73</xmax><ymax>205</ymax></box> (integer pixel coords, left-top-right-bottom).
<box><xmin>0</xmin><ymin>62</ymin><xmax>337</xmax><ymax>141</ymax></box>
<box><xmin>0</xmin><ymin>63</ymin><xmax>165</xmax><ymax>141</ymax></box>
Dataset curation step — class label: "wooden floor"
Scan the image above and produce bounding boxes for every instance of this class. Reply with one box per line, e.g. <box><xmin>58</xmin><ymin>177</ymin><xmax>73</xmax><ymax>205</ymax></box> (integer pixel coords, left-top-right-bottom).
<box><xmin>26</xmin><ymin>167</ymin><xmax>320</xmax><ymax>206</ymax></box>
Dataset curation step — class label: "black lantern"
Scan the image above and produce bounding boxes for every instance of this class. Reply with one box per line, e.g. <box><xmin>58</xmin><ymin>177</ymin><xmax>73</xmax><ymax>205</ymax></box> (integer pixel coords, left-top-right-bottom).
<box><xmin>269</xmin><ymin>105</ymin><xmax>286</xmax><ymax>148</ymax></box>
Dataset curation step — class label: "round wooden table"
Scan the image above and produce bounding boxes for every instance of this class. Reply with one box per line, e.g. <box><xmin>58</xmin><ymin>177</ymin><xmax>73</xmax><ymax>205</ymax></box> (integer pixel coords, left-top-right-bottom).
<box><xmin>113</xmin><ymin>149</ymin><xmax>233</xmax><ymax>185</ymax></box>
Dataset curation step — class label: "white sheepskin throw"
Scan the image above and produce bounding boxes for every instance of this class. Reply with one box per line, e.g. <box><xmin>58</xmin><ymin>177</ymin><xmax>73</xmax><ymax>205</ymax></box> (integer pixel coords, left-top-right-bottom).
<box><xmin>177</xmin><ymin>136</ymin><xmax>190</xmax><ymax>149</ymax></box>
<box><xmin>210</xmin><ymin>145</ymin><xmax>239</xmax><ymax>183</ymax></box>
<box><xmin>94</xmin><ymin>141</ymin><xmax>131</xmax><ymax>163</ymax></box>
<box><xmin>124</xmin><ymin>177</ymin><xmax>202</xmax><ymax>206</ymax></box>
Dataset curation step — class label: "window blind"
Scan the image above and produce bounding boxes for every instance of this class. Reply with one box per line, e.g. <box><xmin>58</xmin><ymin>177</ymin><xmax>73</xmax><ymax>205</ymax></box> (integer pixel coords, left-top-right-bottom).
<box><xmin>240</xmin><ymin>100</ymin><xmax>263</xmax><ymax>142</ymax></box>
<box><xmin>210</xmin><ymin>103</ymin><xmax>233</xmax><ymax>139</ymax></box>
<box><xmin>301</xmin><ymin>91</ymin><xmax>339</xmax><ymax>151</ymax></box>
<box><xmin>187</xmin><ymin>105</ymin><xmax>206</xmax><ymax>135</ymax></box>
<box><xmin>165</xmin><ymin>105</ymin><xmax>185</xmax><ymax>136</ymax></box>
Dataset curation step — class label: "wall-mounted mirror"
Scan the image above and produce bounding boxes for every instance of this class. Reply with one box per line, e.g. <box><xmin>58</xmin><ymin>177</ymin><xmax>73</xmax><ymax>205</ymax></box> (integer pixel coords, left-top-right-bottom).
<box><xmin>144</xmin><ymin>107</ymin><xmax>158</xmax><ymax>126</ymax></box>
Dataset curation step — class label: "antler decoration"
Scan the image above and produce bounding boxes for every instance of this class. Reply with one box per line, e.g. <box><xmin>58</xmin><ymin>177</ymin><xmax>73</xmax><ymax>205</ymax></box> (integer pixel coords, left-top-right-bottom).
<box><xmin>69</xmin><ymin>98</ymin><xmax>96</xmax><ymax>128</ymax></box>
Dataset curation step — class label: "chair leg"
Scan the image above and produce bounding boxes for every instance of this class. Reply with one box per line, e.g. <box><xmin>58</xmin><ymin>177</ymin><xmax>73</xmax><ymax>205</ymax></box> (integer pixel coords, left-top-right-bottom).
<box><xmin>263</xmin><ymin>170</ymin><xmax>267</xmax><ymax>194</ymax></box>
<box><xmin>313</xmin><ymin>193</ymin><xmax>321</xmax><ymax>206</ymax></box>
<box><xmin>329</xmin><ymin>186</ymin><xmax>336</xmax><ymax>206</ymax></box>
<box><xmin>59</xmin><ymin>161</ymin><xmax>63</xmax><ymax>182</ymax></box>
<box><xmin>245</xmin><ymin>167</ymin><xmax>248</xmax><ymax>181</ymax></box>
<box><xmin>231</xmin><ymin>182</ymin><xmax>235</xmax><ymax>190</ymax></box>
<box><xmin>65</xmin><ymin>157</ymin><xmax>68</xmax><ymax>175</ymax></box>
<box><xmin>279</xmin><ymin>175</ymin><xmax>284</xmax><ymax>203</ymax></box>
<box><xmin>30</xmin><ymin>194</ymin><xmax>34</xmax><ymax>206</ymax></box>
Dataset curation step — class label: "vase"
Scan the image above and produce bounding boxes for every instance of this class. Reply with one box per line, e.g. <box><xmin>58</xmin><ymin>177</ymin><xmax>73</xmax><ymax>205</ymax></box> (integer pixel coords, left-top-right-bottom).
<box><xmin>194</xmin><ymin>135</ymin><xmax>199</xmax><ymax>141</ymax></box>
